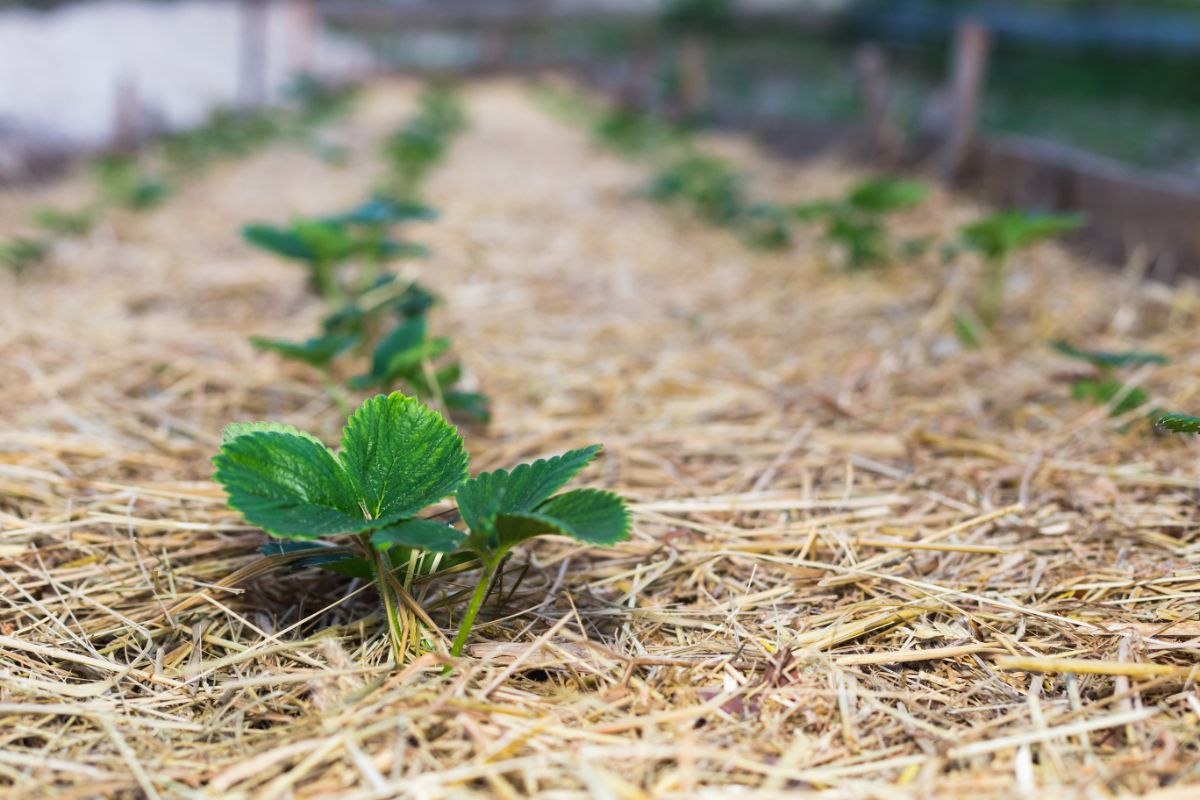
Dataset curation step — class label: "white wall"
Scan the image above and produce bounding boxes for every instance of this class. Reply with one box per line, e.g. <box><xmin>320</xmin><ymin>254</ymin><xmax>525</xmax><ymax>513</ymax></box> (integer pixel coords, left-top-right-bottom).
<box><xmin>0</xmin><ymin>0</ymin><xmax>372</xmax><ymax>146</ymax></box>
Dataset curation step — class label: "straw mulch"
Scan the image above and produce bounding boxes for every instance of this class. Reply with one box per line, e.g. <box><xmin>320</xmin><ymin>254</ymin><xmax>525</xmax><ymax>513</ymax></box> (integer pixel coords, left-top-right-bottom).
<box><xmin>3</xmin><ymin>79</ymin><xmax>1200</xmax><ymax>799</ymax></box>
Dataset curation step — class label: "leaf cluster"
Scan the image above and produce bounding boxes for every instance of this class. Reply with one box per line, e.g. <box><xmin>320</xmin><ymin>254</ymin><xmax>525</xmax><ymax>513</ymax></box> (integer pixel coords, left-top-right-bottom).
<box><xmin>93</xmin><ymin>155</ymin><xmax>172</xmax><ymax>211</ymax></box>
<box><xmin>960</xmin><ymin>211</ymin><xmax>1085</xmax><ymax>263</ymax></box>
<box><xmin>381</xmin><ymin>85</ymin><xmax>467</xmax><ymax>201</ymax></box>
<box><xmin>0</xmin><ymin>237</ymin><xmax>49</xmax><ymax>274</ymax></box>
<box><xmin>245</xmin><ymin>86</ymin><xmax>486</xmax><ymax>423</ymax></box>
<box><xmin>215</xmin><ymin>393</ymin><xmax>629</xmax><ymax>658</ymax></box>
<box><xmin>793</xmin><ymin>178</ymin><xmax>928</xmax><ymax>270</ymax></box>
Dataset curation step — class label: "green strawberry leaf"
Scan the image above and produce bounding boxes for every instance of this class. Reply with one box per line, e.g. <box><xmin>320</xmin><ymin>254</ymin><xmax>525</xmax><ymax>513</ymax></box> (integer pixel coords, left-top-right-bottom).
<box><xmin>339</xmin><ymin>393</ymin><xmax>469</xmax><ymax>524</ymax></box>
<box><xmin>250</xmin><ymin>333</ymin><xmax>358</xmax><ymax>368</ymax></box>
<box><xmin>846</xmin><ymin>178</ymin><xmax>927</xmax><ymax>214</ymax></box>
<box><xmin>222</xmin><ymin>420</ymin><xmax>326</xmax><ymax>447</ymax></box>
<box><xmin>495</xmin><ymin>488</ymin><xmax>631</xmax><ymax>548</ymax></box>
<box><xmin>1050</xmin><ymin>340</ymin><xmax>1168</xmax><ymax>370</ymax></box>
<box><xmin>1158</xmin><ymin>413</ymin><xmax>1200</xmax><ymax>434</ymax></box>
<box><xmin>257</xmin><ymin>540</ymin><xmax>369</xmax><ymax>577</ymax></box>
<box><xmin>213</xmin><ymin>431</ymin><xmax>367</xmax><ymax>539</ymax></box>
<box><xmin>961</xmin><ymin>211</ymin><xmax>1085</xmax><ymax>261</ymax></box>
<box><xmin>456</xmin><ymin>445</ymin><xmax>602</xmax><ymax>534</ymax></box>
<box><xmin>327</xmin><ymin>197</ymin><xmax>437</xmax><ymax>227</ymax></box>
<box><xmin>444</xmin><ymin>390</ymin><xmax>491</xmax><ymax>424</ymax></box>
<box><xmin>372</xmin><ymin>518</ymin><xmax>466</xmax><ymax>553</ymax></box>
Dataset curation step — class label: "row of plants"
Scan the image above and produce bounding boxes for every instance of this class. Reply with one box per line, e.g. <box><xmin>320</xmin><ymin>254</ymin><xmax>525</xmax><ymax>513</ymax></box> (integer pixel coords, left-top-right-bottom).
<box><xmin>540</xmin><ymin>86</ymin><xmax>1200</xmax><ymax>430</ymax></box>
<box><xmin>222</xmin><ymin>85</ymin><xmax>632</xmax><ymax>666</ymax></box>
<box><xmin>1</xmin><ymin>75</ymin><xmax>356</xmax><ymax>275</ymax></box>
<box><xmin>542</xmin><ymin>88</ymin><xmax>1093</xmax><ymax>338</ymax></box>
<box><xmin>242</xmin><ymin>85</ymin><xmax>488</xmax><ymax>425</ymax></box>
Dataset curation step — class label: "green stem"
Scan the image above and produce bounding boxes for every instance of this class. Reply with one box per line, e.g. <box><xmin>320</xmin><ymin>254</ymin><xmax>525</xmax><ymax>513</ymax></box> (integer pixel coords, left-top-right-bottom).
<box><xmin>449</xmin><ymin>558</ymin><xmax>498</xmax><ymax>659</ymax></box>
<box><xmin>360</xmin><ymin>534</ymin><xmax>405</xmax><ymax>662</ymax></box>
<box><xmin>315</xmin><ymin>257</ymin><xmax>344</xmax><ymax>307</ymax></box>
<box><xmin>979</xmin><ymin>257</ymin><xmax>1006</xmax><ymax>331</ymax></box>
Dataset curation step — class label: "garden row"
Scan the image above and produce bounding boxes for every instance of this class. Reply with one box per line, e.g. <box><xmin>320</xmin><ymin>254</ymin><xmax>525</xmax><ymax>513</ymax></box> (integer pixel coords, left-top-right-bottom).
<box><xmin>539</xmin><ymin>83</ymin><xmax>1200</xmax><ymax>431</ymax></box>
<box><xmin>217</xmin><ymin>84</ymin><xmax>633</xmax><ymax>664</ymax></box>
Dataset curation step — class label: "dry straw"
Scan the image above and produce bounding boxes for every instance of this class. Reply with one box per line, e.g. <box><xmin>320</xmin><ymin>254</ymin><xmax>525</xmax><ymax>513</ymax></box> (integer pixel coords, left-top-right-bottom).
<box><xmin>2</xmin><ymin>79</ymin><xmax>1200</xmax><ymax>798</ymax></box>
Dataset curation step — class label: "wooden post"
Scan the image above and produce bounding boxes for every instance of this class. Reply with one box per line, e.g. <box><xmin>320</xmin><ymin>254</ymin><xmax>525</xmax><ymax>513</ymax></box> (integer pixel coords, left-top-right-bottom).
<box><xmin>239</xmin><ymin>0</ymin><xmax>269</xmax><ymax>110</ymax></box>
<box><xmin>939</xmin><ymin>21</ymin><xmax>991</xmax><ymax>179</ymax></box>
<box><xmin>678</xmin><ymin>34</ymin><xmax>709</xmax><ymax>118</ymax></box>
<box><xmin>855</xmin><ymin>43</ymin><xmax>894</xmax><ymax>159</ymax></box>
<box><xmin>620</xmin><ymin>25</ymin><xmax>659</xmax><ymax>109</ymax></box>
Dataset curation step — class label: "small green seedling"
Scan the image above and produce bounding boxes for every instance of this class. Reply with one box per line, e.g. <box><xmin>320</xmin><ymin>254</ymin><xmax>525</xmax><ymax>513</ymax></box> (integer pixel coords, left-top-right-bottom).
<box><xmin>94</xmin><ymin>156</ymin><xmax>171</xmax><ymax>211</ymax></box>
<box><xmin>844</xmin><ymin>178</ymin><xmax>928</xmax><ymax>215</ymax></box>
<box><xmin>592</xmin><ymin>107</ymin><xmax>685</xmax><ymax>159</ymax></box>
<box><xmin>325</xmin><ymin>197</ymin><xmax>437</xmax><ymax>228</ymax></box>
<box><xmin>736</xmin><ymin>203</ymin><xmax>792</xmax><ymax>251</ymax></box>
<box><xmin>250</xmin><ymin>333</ymin><xmax>358</xmax><ymax>414</ymax></box>
<box><xmin>242</xmin><ymin>219</ymin><xmax>360</xmax><ymax>303</ymax></box>
<box><xmin>32</xmin><ymin>206</ymin><xmax>95</xmax><ymax>237</ymax></box>
<box><xmin>959</xmin><ymin>210</ymin><xmax>1085</xmax><ymax>329</ymax></box>
<box><xmin>286</xmin><ymin>73</ymin><xmax>357</xmax><ymax>126</ymax></box>
<box><xmin>214</xmin><ymin>393</ymin><xmax>628</xmax><ymax>661</ymax></box>
<box><xmin>646</xmin><ymin>154</ymin><xmax>744</xmax><ymax>225</ymax></box>
<box><xmin>383</xmin><ymin>121</ymin><xmax>447</xmax><ymax>200</ymax></box>
<box><xmin>794</xmin><ymin>177</ymin><xmax>927</xmax><ymax>270</ymax></box>
<box><xmin>0</xmin><ymin>237</ymin><xmax>49</xmax><ymax>273</ymax></box>
<box><xmin>417</xmin><ymin>85</ymin><xmax>467</xmax><ymax>140</ymax></box>
<box><xmin>350</xmin><ymin>317</ymin><xmax>490</xmax><ymax>423</ymax></box>
<box><xmin>1050</xmin><ymin>340</ymin><xmax>1167</xmax><ymax>418</ymax></box>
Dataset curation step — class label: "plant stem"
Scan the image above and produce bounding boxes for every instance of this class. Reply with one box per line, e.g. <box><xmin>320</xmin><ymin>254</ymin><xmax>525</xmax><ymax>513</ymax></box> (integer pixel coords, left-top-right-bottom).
<box><xmin>448</xmin><ymin>558</ymin><xmax>497</xmax><ymax>659</ymax></box>
<box><xmin>360</xmin><ymin>533</ymin><xmax>405</xmax><ymax>662</ymax></box>
<box><xmin>979</xmin><ymin>257</ymin><xmax>1006</xmax><ymax>330</ymax></box>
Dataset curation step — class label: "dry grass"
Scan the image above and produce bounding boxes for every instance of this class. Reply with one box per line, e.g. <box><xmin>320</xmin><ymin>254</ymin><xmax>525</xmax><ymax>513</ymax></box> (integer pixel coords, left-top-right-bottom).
<box><xmin>3</xmin><ymin>78</ymin><xmax>1200</xmax><ymax>799</ymax></box>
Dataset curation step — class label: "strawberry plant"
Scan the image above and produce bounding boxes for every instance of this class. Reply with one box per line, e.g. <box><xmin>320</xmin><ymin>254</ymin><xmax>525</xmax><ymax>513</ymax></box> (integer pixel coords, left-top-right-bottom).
<box><xmin>214</xmin><ymin>393</ymin><xmax>628</xmax><ymax>661</ymax></box>
<box><xmin>350</xmin><ymin>316</ymin><xmax>490</xmax><ymax>423</ymax></box>
<box><xmin>416</xmin><ymin>85</ymin><xmax>467</xmax><ymax>140</ymax></box>
<box><xmin>592</xmin><ymin>107</ymin><xmax>686</xmax><ymax>159</ymax></box>
<box><xmin>646</xmin><ymin>153</ymin><xmax>744</xmax><ymax>225</ymax></box>
<box><xmin>794</xmin><ymin>177</ymin><xmax>927</xmax><ymax>270</ymax></box>
<box><xmin>94</xmin><ymin>155</ymin><xmax>171</xmax><ymax>211</ymax></box>
<box><xmin>250</xmin><ymin>333</ymin><xmax>358</xmax><ymax>414</ymax></box>
<box><xmin>958</xmin><ymin>210</ymin><xmax>1085</xmax><ymax>329</ymax></box>
<box><xmin>379</xmin><ymin>86</ymin><xmax>466</xmax><ymax>201</ymax></box>
<box><xmin>0</xmin><ymin>237</ymin><xmax>49</xmax><ymax>274</ymax></box>
<box><xmin>736</xmin><ymin>202</ymin><xmax>792</xmax><ymax>251</ymax></box>
<box><xmin>32</xmin><ymin>206</ymin><xmax>95</xmax><ymax>237</ymax></box>
<box><xmin>1050</xmin><ymin>340</ymin><xmax>1167</xmax><ymax>417</ymax></box>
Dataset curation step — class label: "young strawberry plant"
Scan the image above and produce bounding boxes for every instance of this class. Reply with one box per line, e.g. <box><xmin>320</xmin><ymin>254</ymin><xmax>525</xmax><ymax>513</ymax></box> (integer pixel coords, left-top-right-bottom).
<box><xmin>1050</xmin><ymin>340</ymin><xmax>1167</xmax><ymax>417</ymax></box>
<box><xmin>214</xmin><ymin>392</ymin><xmax>629</xmax><ymax>661</ymax></box>
<box><xmin>645</xmin><ymin>153</ymin><xmax>744</xmax><ymax>226</ymax></box>
<box><xmin>958</xmin><ymin>210</ymin><xmax>1085</xmax><ymax>329</ymax></box>
<box><xmin>93</xmin><ymin>155</ymin><xmax>171</xmax><ymax>211</ymax></box>
<box><xmin>793</xmin><ymin>177</ymin><xmax>927</xmax><ymax>270</ymax></box>
<box><xmin>32</xmin><ymin>206</ymin><xmax>95</xmax><ymax>237</ymax></box>
<box><xmin>242</xmin><ymin>218</ymin><xmax>367</xmax><ymax>304</ymax></box>
<box><xmin>736</xmin><ymin>202</ymin><xmax>793</xmax><ymax>251</ymax></box>
<box><xmin>0</xmin><ymin>237</ymin><xmax>49</xmax><ymax>274</ymax></box>
<box><xmin>592</xmin><ymin>106</ymin><xmax>687</xmax><ymax>160</ymax></box>
<box><xmin>381</xmin><ymin>86</ymin><xmax>467</xmax><ymax>201</ymax></box>
<box><xmin>350</xmin><ymin>316</ymin><xmax>491</xmax><ymax>423</ymax></box>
